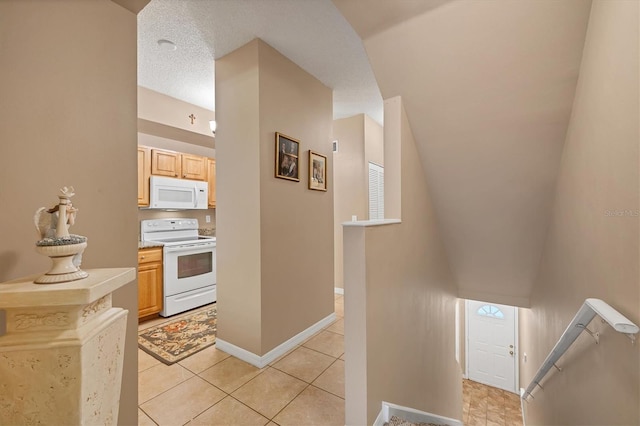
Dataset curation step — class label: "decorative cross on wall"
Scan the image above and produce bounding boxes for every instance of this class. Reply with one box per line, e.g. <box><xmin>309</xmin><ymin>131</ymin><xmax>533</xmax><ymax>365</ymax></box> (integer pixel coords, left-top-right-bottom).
<box><xmin>188</xmin><ymin>114</ymin><xmax>196</xmax><ymax>124</ymax></box>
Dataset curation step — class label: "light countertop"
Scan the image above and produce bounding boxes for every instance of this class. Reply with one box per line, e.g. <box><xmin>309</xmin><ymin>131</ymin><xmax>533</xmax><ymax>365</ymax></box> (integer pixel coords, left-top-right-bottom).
<box><xmin>138</xmin><ymin>241</ymin><xmax>164</xmax><ymax>249</ymax></box>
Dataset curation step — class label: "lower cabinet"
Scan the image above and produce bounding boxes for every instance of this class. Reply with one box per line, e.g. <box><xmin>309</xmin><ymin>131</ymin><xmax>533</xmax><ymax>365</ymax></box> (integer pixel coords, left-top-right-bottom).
<box><xmin>138</xmin><ymin>247</ymin><xmax>163</xmax><ymax>318</ymax></box>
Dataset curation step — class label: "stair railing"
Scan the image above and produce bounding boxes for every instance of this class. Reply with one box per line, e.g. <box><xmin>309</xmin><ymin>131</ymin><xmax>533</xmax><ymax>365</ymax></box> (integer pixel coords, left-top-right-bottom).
<box><xmin>523</xmin><ymin>298</ymin><xmax>638</xmax><ymax>400</ymax></box>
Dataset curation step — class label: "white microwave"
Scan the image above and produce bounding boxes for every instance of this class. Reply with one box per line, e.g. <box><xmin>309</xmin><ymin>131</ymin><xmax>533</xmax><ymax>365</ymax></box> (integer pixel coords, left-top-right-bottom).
<box><xmin>149</xmin><ymin>176</ymin><xmax>208</xmax><ymax>210</ymax></box>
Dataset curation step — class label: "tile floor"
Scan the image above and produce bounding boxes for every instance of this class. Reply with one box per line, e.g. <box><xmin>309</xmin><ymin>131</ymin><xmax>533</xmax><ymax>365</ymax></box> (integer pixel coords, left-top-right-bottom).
<box><xmin>462</xmin><ymin>379</ymin><xmax>523</xmax><ymax>426</ymax></box>
<box><xmin>138</xmin><ymin>295</ymin><xmax>346</xmax><ymax>426</ymax></box>
<box><xmin>138</xmin><ymin>294</ymin><xmax>523</xmax><ymax>426</ymax></box>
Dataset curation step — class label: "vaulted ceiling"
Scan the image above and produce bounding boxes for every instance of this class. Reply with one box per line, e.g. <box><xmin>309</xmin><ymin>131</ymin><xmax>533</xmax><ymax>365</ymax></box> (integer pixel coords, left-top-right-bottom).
<box><xmin>139</xmin><ymin>0</ymin><xmax>593</xmax><ymax>306</ymax></box>
<box><xmin>334</xmin><ymin>0</ymin><xmax>593</xmax><ymax>306</ymax></box>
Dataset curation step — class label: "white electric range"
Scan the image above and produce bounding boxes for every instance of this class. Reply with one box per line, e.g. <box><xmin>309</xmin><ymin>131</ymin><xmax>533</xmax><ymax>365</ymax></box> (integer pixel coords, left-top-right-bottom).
<box><xmin>141</xmin><ymin>218</ymin><xmax>216</xmax><ymax>317</ymax></box>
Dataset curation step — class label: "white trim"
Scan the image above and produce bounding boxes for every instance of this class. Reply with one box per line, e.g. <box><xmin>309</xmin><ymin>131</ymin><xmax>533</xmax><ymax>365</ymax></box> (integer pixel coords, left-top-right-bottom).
<box><xmin>455</xmin><ymin>300</ymin><xmax>460</xmax><ymax>364</ymax></box>
<box><xmin>216</xmin><ymin>312</ymin><xmax>337</xmax><ymax>368</ymax></box>
<box><xmin>520</xmin><ymin>388</ymin><xmax>527</xmax><ymax>426</ymax></box>
<box><xmin>465</xmin><ymin>299</ymin><xmax>470</xmax><ymax>383</ymax></box>
<box><xmin>374</xmin><ymin>401</ymin><xmax>463</xmax><ymax>426</ymax></box>
<box><xmin>372</xmin><ymin>405</ymin><xmax>386</xmax><ymax>426</ymax></box>
<box><xmin>514</xmin><ymin>306</ymin><xmax>520</xmax><ymax>392</ymax></box>
<box><xmin>342</xmin><ymin>218</ymin><xmax>401</xmax><ymax>227</ymax></box>
<box><xmin>334</xmin><ymin>287</ymin><xmax>344</xmax><ymax>295</ymax></box>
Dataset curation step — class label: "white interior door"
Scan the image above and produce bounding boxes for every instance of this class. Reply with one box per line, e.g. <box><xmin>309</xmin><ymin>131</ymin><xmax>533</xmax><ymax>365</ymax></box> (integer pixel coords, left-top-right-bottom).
<box><xmin>466</xmin><ymin>300</ymin><xmax>517</xmax><ymax>392</ymax></box>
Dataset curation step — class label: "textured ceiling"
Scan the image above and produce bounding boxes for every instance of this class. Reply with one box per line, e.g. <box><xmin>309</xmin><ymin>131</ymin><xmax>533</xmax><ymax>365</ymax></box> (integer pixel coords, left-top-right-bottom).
<box><xmin>335</xmin><ymin>0</ymin><xmax>592</xmax><ymax>306</ymax></box>
<box><xmin>138</xmin><ymin>0</ymin><xmax>383</xmax><ymax>123</ymax></box>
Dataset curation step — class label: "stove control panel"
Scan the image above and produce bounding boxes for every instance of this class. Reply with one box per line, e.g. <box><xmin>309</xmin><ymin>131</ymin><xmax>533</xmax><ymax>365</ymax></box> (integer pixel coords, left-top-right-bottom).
<box><xmin>141</xmin><ymin>219</ymin><xmax>199</xmax><ymax>233</ymax></box>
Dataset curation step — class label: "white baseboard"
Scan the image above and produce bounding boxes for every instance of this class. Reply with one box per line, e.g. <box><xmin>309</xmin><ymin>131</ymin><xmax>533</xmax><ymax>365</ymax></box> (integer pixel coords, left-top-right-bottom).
<box><xmin>520</xmin><ymin>388</ymin><xmax>527</xmax><ymax>426</ymax></box>
<box><xmin>373</xmin><ymin>401</ymin><xmax>463</xmax><ymax>426</ymax></box>
<box><xmin>216</xmin><ymin>312</ymin><xmax>337</xmax><ymax>368</ymax></box>
<box><xmin>373</xmin><ymin>404</ymin><xmax>388</xmax><ymax>426</ymax></box>
<box><xmin>334</xmin><ymin>287</ymin><xmax>344</xmax><ymax>295</ymax></box>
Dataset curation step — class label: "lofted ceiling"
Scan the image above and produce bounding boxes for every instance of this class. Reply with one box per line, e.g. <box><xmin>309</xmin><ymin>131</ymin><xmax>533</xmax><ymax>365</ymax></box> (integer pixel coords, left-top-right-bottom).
<box><xmin>137</xmin><ymin>0</ymin><xmax>383</xmax><ymax>123</ymax></box>
<box><xmin>334</xmin><ymin>0</ymin><xmax>593</xmax><ymax>306</ymax></box>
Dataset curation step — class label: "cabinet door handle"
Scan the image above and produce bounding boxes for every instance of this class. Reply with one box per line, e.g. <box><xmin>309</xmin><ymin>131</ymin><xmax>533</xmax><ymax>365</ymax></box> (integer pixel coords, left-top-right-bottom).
<box><xmin>140</xmin><ymin>256</ymin><xmax>145</xmax><ymax>259</ymax></box>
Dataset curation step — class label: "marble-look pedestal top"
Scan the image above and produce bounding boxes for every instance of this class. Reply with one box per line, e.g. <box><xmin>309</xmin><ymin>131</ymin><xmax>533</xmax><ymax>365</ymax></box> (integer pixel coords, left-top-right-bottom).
<box><xmin>0</xmin><ymin>267</ymin><xmax>135</xmax><ymax>308</ymax></box>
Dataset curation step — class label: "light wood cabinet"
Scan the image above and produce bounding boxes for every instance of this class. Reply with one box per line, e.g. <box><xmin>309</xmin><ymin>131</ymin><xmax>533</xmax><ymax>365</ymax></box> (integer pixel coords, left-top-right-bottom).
<box><xmin>140</xmin><ymin>146</ymin><xmax>213</xmax><ymax>204</ymax></box>
<box><xmin>137</xmin><ymin>146</ymin><xmax>151</xmax><ymax>207</ymax></box>
<box><xmin>138</xmin><ymin>247</ymin><xmax>163</xmax><ymax>319</ymax></box>
<box><xmin>207</xmin><ymin>158</ymin><xmax>216</xmax><ymax>208</ymax></box>
<box><xmin>151</xmin><ymin>148</ymin><xmax>181</xmax><ymax>178</ymax></box>
<box><xmin>181</xmin><ymin>153</ymin><xmax>207</xmax><ymax>181</ymax></box>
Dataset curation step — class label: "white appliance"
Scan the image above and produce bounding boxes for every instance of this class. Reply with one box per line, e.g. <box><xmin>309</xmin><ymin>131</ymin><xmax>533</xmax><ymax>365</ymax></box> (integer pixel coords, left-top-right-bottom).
<box><xmin>141</xmin><ymin>218</ymin><xmax>216</xmax><ymax>317</ymax></box>
<box><xmin>149</xmin><ymin>176</ymin><xmax>208</xmax><ymax>210</ymax></box>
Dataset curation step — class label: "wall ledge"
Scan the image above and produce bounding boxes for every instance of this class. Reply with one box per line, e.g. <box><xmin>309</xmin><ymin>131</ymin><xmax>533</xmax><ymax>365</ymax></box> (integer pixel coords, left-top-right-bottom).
<box><xmin>342</xmin><ymin>219</ymin><xmax>401</xmax><ymax>227</ymax></box>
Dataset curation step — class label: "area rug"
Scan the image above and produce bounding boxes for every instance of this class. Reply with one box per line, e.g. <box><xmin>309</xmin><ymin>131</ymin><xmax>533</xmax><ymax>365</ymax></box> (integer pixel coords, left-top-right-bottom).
<box><xmin>138</xmin><ymin>305</ymin><xmax>217</xmax><ymax>365</ymax></box>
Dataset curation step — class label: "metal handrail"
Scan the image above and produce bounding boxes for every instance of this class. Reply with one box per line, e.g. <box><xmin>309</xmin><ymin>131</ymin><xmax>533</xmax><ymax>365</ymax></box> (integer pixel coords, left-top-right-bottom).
<box><xmin>523</xmin><ymin>298</ymin><xmax>639</xmax><ymax>400</ymax></box>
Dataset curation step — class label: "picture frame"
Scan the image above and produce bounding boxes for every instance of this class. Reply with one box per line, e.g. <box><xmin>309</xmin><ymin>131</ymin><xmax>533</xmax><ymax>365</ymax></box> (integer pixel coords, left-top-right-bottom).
<box><xmin>308</xmin><ymin>150</ymin><xmax>327</xmax><ymax>191</ymax></box>
<box><xmin>275</xmin><ymin>132</ymin><xmax>300</xmax><ymax>182</ymax></box>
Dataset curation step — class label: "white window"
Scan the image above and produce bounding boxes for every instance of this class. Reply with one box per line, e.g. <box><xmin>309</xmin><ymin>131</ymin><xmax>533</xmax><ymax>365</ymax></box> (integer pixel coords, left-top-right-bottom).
<box><xmin>476</xmin><ymin>304</ymin><xmax>505</xmax><ymax>319</ymax></box>
<box><xmin>368</xmin><ymin>162</ymin><xmax>384</xmax><ymax>220</ymax></box>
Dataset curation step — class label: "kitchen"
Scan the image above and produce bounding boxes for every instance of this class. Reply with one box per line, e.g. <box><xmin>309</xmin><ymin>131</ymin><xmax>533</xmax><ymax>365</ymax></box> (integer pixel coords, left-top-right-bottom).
<box><xmin>136</xmin><ymin>86</ymin><xmax>218</xmax><ymax>321</ymax></box>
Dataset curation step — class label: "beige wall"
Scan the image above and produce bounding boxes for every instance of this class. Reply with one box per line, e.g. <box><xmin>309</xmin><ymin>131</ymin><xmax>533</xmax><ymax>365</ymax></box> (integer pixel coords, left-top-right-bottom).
<box><xmin>215</xmin><ymin>39</ymin><xmax>334</xmax><ymax>356</ymax></box>
<box><xmin>215</xmin><ymin>39</ymin><xmax>263</xmax><ymax>354</ymax></box>
<box><xmin>333</xmin><ymin>114</ymin><xmax>384</xmax><ymax>289</ymax></box>
<box><xmin>344</xmin><ymin>97</ymin><xmax>462</xmax><ymax>424</ymax></box>
<box><xmin>0</xmin><ymin>1</ymin><xmax>140</xmax><ymax>424</ymax></box>
<box><xmin>258</xmin><ymin>41</ymin><xmax>334</xmax><ymax>352</ymax></box>
<box><xmin>520</xmin><ymin>1</ymin><xmax>639</xmax><ymax>424</ymax></box>
<box><xmin>138</xmin><ymin>86</ymin><xmax>215</xmax><ymax>139</ymax></box>
<box><xmin>364</xmin><ymin>114</ymin><xmax>384</xmax><ymax>167</ymax></box>
<box><xmin>138</xmin><ymin>87</ymin><xmax>216</xmax><ymax>149</ymax></box>
<box><xmin>138</xmin><ymin>132</ymin><xmax>215</xmax><ymax>158</ymax></box>
<box><xmin>333</xmin><ymin>115</ymin><xmax>367</xmax><ymax>289</ymax></box>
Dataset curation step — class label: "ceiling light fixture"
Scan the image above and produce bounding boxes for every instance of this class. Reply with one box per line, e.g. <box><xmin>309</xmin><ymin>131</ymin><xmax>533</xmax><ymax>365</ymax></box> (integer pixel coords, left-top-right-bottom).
<box><xmin>157</xmin><ymin>39</ymin><xmax>177</xmax><ymax>52</ymax></box>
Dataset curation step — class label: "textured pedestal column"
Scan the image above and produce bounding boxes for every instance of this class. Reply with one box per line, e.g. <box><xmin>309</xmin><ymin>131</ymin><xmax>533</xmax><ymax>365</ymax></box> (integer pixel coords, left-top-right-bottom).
<box><xmin>0</xmin><ymin>268</ymin><xmax>135</xmax><ymax>425</ymax></box>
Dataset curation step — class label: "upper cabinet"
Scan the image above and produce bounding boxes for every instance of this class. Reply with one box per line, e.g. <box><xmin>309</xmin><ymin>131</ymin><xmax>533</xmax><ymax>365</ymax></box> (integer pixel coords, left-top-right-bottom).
<box><xmin>151</xmin><ymin>148</ymin><xmax>181</xmax><ymax>178</ymax></box>
<box><xmin>151</xmin><ymin>149</ymin><xmax>207</xmax><ymax>181</ymax></box>
<box><xmin>182</xmin><ymin>153</ymin><xmax>208</xmax><ymax>181</ymax></box>
<box><xmin>207</xmin><ymin>158</ymin><xmax>216</xmax><ymax>208</ymax></box>
<box><xmin>137</xmin><ymin>146</ymin><xmax>151</xmax><ymax>206</ymax></box>
<box><xmin>138</xmin><ymin>145</ymin><xmax>215</xmax><ymax>208</ymax></box>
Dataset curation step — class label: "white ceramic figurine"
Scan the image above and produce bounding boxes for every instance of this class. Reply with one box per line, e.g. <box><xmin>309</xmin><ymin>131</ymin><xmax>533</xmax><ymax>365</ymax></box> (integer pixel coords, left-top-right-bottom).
<box><xmin>33</xmin><ymin>186</ymin><xmax>88</xmax><ymax>284</ymax></box>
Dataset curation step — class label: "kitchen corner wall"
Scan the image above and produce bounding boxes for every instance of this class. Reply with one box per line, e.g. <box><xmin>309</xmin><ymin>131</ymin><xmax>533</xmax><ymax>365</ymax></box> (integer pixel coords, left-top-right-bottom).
<box><xmin>215</xmin><ymin>39</ymin><xmax>334</xmax><ymax>356</ymax></box>
<box><xmin>0</xmin><ymin>1</ymin><xmax>142</xmax><ymax>424</ymax></box>
<box><xmin>520</xmin><ymin>1</ymin><xmax>639</xmax><ymax>424</ymax></box>
<box><xmin>333</xmin><ymin>114</ymin><xmax>383</xmax><ymax>289</ymax></box>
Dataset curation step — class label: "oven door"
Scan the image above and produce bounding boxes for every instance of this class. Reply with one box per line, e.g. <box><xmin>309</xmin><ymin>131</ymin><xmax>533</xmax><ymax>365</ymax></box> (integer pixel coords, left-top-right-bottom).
<box><xmin>164</xmin><ymin>242</ymin><xmax>216</xmax><ymax>297</ymax></box>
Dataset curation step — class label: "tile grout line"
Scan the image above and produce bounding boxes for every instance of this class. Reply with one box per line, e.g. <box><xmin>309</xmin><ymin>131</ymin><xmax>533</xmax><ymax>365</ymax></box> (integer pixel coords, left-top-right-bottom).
<box><xmin>269</xmin><ymin>350</ymin><xmax>340</xmax><ymax>387</ymax></box>
<box><xmin>267</xmin><ymin>382</ymin><xmax>313</xmax><ymax>423</ymax></box>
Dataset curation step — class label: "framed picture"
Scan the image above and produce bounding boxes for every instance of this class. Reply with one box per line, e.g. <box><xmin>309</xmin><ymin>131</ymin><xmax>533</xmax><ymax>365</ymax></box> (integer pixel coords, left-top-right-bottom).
<box><xmin>275</xmin><ymin>132</ymin><xmax>300</xmax><ymax>182</ymax></box>
<box><xmin>308</xmin><ymin>150</ymin><xmax>327</xmax><ymax>191</ymax></box>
